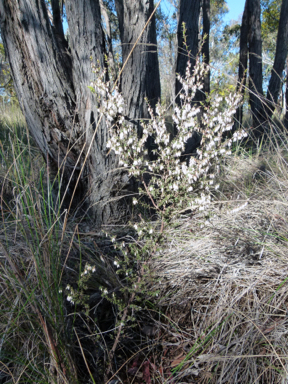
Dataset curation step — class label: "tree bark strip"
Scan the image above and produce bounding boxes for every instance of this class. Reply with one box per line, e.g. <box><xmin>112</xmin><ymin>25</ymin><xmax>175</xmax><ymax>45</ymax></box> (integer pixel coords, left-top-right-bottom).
<box><xmin>265</xmin><ymin>0</ymin><xmax>288</xmax><ymax>118</ymax></box>
<box><xmin>247</xmin><ymin>0</ymin><xmax>264</xmax><ymax>132</ymax></box>
<box><xmin>115</xmin><ymin>0</ymin><xmax>161</xmax><ymax>121</ymax></box>
<box><xmin>175</xmin><ymin>0</ymin><xmax>201</xmax><ymax>106</ymax></box>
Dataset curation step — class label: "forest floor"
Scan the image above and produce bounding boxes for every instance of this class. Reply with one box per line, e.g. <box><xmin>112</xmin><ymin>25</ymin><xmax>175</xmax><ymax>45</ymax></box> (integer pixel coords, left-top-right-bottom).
<box><xmin>1</xmin><ymin>105</ymin><xmax>288</xmax><ymax>383</ymax></box>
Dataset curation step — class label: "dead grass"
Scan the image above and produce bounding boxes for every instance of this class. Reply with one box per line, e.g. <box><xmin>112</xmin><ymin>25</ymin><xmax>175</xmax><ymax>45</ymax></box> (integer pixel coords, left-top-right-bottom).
<box><xmin>1</xmin><ymin>107</ymin><xmax>288</xmax><ymax>383</ymax></box>
<box><xmin>147</xmin><ymin>133</ymin><xmax>288</xmax><ymax>383</ymax></box>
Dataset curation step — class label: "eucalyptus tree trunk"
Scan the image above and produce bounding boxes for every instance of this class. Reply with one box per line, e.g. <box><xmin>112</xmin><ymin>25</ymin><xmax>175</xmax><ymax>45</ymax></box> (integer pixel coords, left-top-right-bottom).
<box><xmin>235</xmin><ymin>0</ymin><xmax>264</xmax><ymax>135</ymax></box>
<box><xmin>265</xmin><ymin>0</ymin><xmax>288</xmax><ymax>119</ymax></box>
<box><xmin>0</xmin><ymin>0</ymin><xmax>150</xmax><ymax>226</ymax></box>
<box><xmin>115</xmin><ymin>0</ymin><xmax>160</xmax><ymax>121</ymax></box>
<box><xmin>234</xmin><ymin>0</ymin><xmax>249</xmax><ymax>130</ymax></box>
<box><xmin>175</xmin><ymin>0</ymin><xmax>201</xmax><ymax>106</ymax></box>
<box><xmin>201</xmin><ymin>0</ymin><xmax>210</xmax><ymax>98</ymax></box>
<box><xmin>115</xmin><ymin>0</ymin><xmax>160</xmax><ymax>160</ymax></box>
<box><xmin>247</xmin><ymin>0</ymin><xmax>264</xmax><ymax>133</ymax></box>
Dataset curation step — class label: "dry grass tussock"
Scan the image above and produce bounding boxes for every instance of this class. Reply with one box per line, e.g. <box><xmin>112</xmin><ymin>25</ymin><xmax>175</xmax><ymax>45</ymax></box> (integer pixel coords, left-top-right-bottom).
<box><xmin>151</xmin><ymin>135</ymin><xmax>288</xmax><ymax>383</ymax></box>
<box><xmin>1</xmin><ymin>105</ymin><xmax>288</xmax><ymax>383</ymax></box>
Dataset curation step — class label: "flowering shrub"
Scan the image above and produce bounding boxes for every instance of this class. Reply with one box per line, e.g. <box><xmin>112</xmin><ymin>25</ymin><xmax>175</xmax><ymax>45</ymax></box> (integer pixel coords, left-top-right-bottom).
<box><xmin>91</xmin><ymin>58</ymin><xmax>247</xmax><ymax>233</ymax></box>
<box><xmin>87</xmin><ymin>58</ymin><xmax>247</xmax><ymax>347</ymax></box>
<box><xmin>62</xmin><ymin>263</ymin><xmax>97</xmax><ymax>314</ymax></box>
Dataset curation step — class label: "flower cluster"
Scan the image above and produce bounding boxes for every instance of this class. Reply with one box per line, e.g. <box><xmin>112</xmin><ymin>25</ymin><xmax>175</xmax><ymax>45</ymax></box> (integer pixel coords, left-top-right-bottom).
<box><xmin>80</xmin><ymin>263</ymin><xmax>96</xmax><ymax>277</ymax></box>
<box><xmin>90</xmin><ymin>57</ymin><xmax>247</xmax><ymax>231</ymax></box>
<box><xmin>90</xmin><ymin>64</ymin><xmax>125</xmax><ymax>125</ymax></box>
<box><xmin>63</xmin><ymin>263</ymin><xmax>96</xmax><ymax>311</ymax></box>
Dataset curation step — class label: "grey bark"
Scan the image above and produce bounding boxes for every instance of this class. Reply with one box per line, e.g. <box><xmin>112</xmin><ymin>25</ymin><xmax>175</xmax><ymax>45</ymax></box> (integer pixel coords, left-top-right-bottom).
<box><xmin>115</xmin><ymin>0</ymin><xmax>161</xmax><ymax>121</ymax></box>
<box><xmin>0</xmin><ymin>0</ymin><xmax>123</xmax><ymax>226</ymax></box>
<box><xmin>201</xmin><ymin>0</ymin><xmax>210</xmax><ymax>100</ymax></box>
<box><xmin>234</xmin><ymin>0</ymin><xmax>249</xmax><ymax>130</ymax></box>
<box><xmin>99</xmin><ymin>0</ymin><xmax>117</xmax><ymax>80</ymax></box>
<box><xmin>175</xmin><ymin>0</ymin><xmax>201</xmax><ymax>106</ymax></box>
<box><xmin>115</xmin><ymin>0</ymin><xmax>160</xmax><ymax>160</ymax></box>
<box><xmin>234</xmin><ymin>0</ymin><xmax>264</xmax><ymax>135</ymax></box>
<box><xmin>202</xmin><ymin>0</ymin><xmax>210</xmax><ymax>95</ymax></box>
<box><xmin>51</xmin><ymin>0</ymin><xmax>65</xmax><ymax>43</ymax></box>
<box><xmin>247</xmin><ymin>0</ymin><xmax>264</xmax><ymax>132</ymax></box>
<box><xmin>265</xmin><ymin>0</ymin><xmax>288</xmax><ymax>118</ymax></box>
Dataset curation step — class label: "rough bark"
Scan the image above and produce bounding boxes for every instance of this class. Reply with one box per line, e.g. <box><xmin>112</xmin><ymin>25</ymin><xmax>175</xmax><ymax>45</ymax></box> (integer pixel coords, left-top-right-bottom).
<box><xmin>0</xmin><ymin>0</ymin><xmax>123</xmax><ymax>226</ymax></box>
<box><xmin>247</xmin><ymin>0</ymin><xmax>264</xmax><ymax>132</ymax></box>
<box><xmin>234</xmin><ymin>0</ymin><xmax>249</xmax><ymax>130</ymax></box>
<box><xmin>99</xmin><ymin>0</ymin><xmax>117</xmax><ymax>80</ymax></box>
<box><xmin>115</xmin><ymin>0</ymin><xmax>160</xmax><ymax>161</ymax></box>
<box><xmin>0</xmin><ymin>0</ymin><xmax>76</xmax><ymax>168</ymax></box>
<box><xmin>115</xmin><ymin>0</ymin><xmax>161</xmax><ymax>121</ymax></box>
<box><xmin>202</xmin><ymin>0</ymin><xmax>210</xmax><ymax>97</ymax></box>
<box><xmin>265</xmin><ymin>0</ymin><xmax>288</xmax><ymax>118</ymax></box>
<box><xmin>285</xmin><ymin>57</ymin><xmax>288</xmax><ymax>129</ymax></box>
<box><xmin>175</xmin><ymin>0</ymin><xmax>201</xmax><ymax>106</ymax></box>
<box><xmin>51</xmin><ymin>0</ymin><xmax>65</xmax><ymax>43</ymax></box>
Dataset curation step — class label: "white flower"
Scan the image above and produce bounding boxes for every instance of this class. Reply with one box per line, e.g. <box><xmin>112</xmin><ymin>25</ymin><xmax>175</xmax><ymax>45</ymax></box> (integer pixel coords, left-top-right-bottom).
<box><xmin>67</xmin><ymin>295</ymin><xmax>74</xmax><ymax>303</ymax></box>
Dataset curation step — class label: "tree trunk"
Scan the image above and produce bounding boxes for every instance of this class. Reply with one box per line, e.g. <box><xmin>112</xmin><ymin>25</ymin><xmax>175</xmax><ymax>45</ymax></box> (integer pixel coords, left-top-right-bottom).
<box><xmin>247</xmin><ymin>0</ymin><xmax>264</xmax><ymax>133</ymax></box>
<box><xmin>202</xmin><ymin>0</ymin><xmax>210</xmax><ymax>98</ymax></box>
<box><xmin>265</xmin><ymin>0</ymin><xmax>288</xmax><ymax>119</ymax></box>
<box><xmin>115</xmin><ymin>0</ymin><xmax>160</xmax><ymax>161</ymax></box>
<box><xmin>175</xmin><ymin>0</ymin><xmax>201</xmax><ymax>106</ymax></box>
<box><xmin>115</xmin><ymin>0</ymin><xmax>161</xmax><ymax>122</ymax></box>
<box><xmin>99</xmin><ymin>0</ymin><xmax>117</xmax><ymax>81</ymax></box>
<box><xmin>285</xmin><ymin>58</ymin><xmax>288</xmax><ymax>129</ymax></box>
<box><xmin>0</xmin><ymin>0</ymin><xmax>124</xmax><ymax>226</ymax></box>
<box><xmin>234</xmin><ymin>0</ymin><xmax>264</xmax><ymax>135</ymax></box>
<box><xmin>234</xmin><ymin>0</ymin><xmax>249</xmax><ymax>130</ymax></box>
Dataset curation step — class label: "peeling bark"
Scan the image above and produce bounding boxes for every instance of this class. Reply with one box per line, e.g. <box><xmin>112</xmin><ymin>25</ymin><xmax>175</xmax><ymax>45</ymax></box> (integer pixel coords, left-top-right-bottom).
<box><xmin>266</xmin><ymin>0</ymin><xmax>288</xmax><ymax>119</ymax></box>
<box><xmin>115</xmin><ymin>0</ymin><xmax>160</xmax><ymax>121</ymax></box>
<box><xmin>175</xmin><ymin>0</ymin><xmax>201</xmax><ymax>106</ymax></box>
<box><xmin>0</xmin><ymin>0</ymin><xmax>123</xmax><ymax>226</ymax></box>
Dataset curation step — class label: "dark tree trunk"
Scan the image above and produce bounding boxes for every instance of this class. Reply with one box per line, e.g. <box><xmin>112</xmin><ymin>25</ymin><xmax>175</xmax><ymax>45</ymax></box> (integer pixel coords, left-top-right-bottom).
<box><xmin>265</xmin><ymin>0</ymin><xmax>288</xmax><ymax>119</ymax></box>
<box><xmin>202</xmin><ymin>0</ymin><xmax>210</xmax><ymax>98</ymax></box>
<box><xmin>234</xmin><ymin>0</ymin><xmax>249</xmax><ymax>130</ymax></box>
<box><xmin>99</xmin><ymin>0</ymin><xmax>117</xmax><ymax>81</ymax></box>
<box><xmin>115</xmin><ymin>0</ymin><xmax>161</xmax><ymax>122</ymax></box>
<box><xmin>115</xmin><ymin>0</ymin><xmax>160</xmax><ymax>161</ymax></box>
<box><xmin>285</xmin><ymin>58</ymin><xmax>288</xmax><ymax>129</ymax></box>
<box><xmin>247</xmin><ymin>0</ymin><xmax>264</xmax><ymax>132</ymax></box>
<box><xmin>234</xmin><ymin>0</ymin><xmax>264</xmax><ymax>135</ymax></box>
<box><xmin>51</xmin><ymin>0</ymin><xmax>65</xmax><ymax>42</ymax></box>
<box><xmin>175</xmin><ymin>0</ymin><xmax>201</xmax><ymax>106</ymax></box>
<box><xmin>0</xmin><ymin>0</ymin><xmax>123</xmax><ymax>226</ymax></box>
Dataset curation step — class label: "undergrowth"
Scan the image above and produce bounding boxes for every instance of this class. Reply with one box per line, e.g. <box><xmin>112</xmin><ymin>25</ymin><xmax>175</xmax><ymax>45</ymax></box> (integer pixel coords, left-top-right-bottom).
<box><xmin>1</xmin><ymin>65</ymin><xmax>288</xmax><ymax>384</ymax></box>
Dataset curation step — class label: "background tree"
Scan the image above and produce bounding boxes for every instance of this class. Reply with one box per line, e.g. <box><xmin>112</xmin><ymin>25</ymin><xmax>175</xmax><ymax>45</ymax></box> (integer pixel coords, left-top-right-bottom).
<box><xmin>234</xmin><ymin>0</ymin><xmax>264</xmax><ymax>134</ymax></box>
<box><xmin>115</xmin><ymin>0</ymin><xmax>161</xmax><ymax>137</ymax></box>
<box><xmin>175</xmin><ymin>0</ymin><xmax>201</xmax><ymax>106</ymax></box>
<box><xmin>234</xmin><ymin>0</ymin><xmax>287</xmax><ymax>133</ymax></box>
<box><xmin>265</xmin><ymin>0</ymin><xmax>288</xmax><ymax>118</ymax></box>
<box><xmin>247</xmin><ymin>0</ymin><xmax>264</xmax><ymax>132</ymax></box>
<box><xmin>115</xmin><ymin>0</ymin><xmax>161</xmax><ymax>162</ymax></box>
<box><xmin>202</xmin><ymin>0</ymin><xmax>211</xmax><ymax>97</ymax></box>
